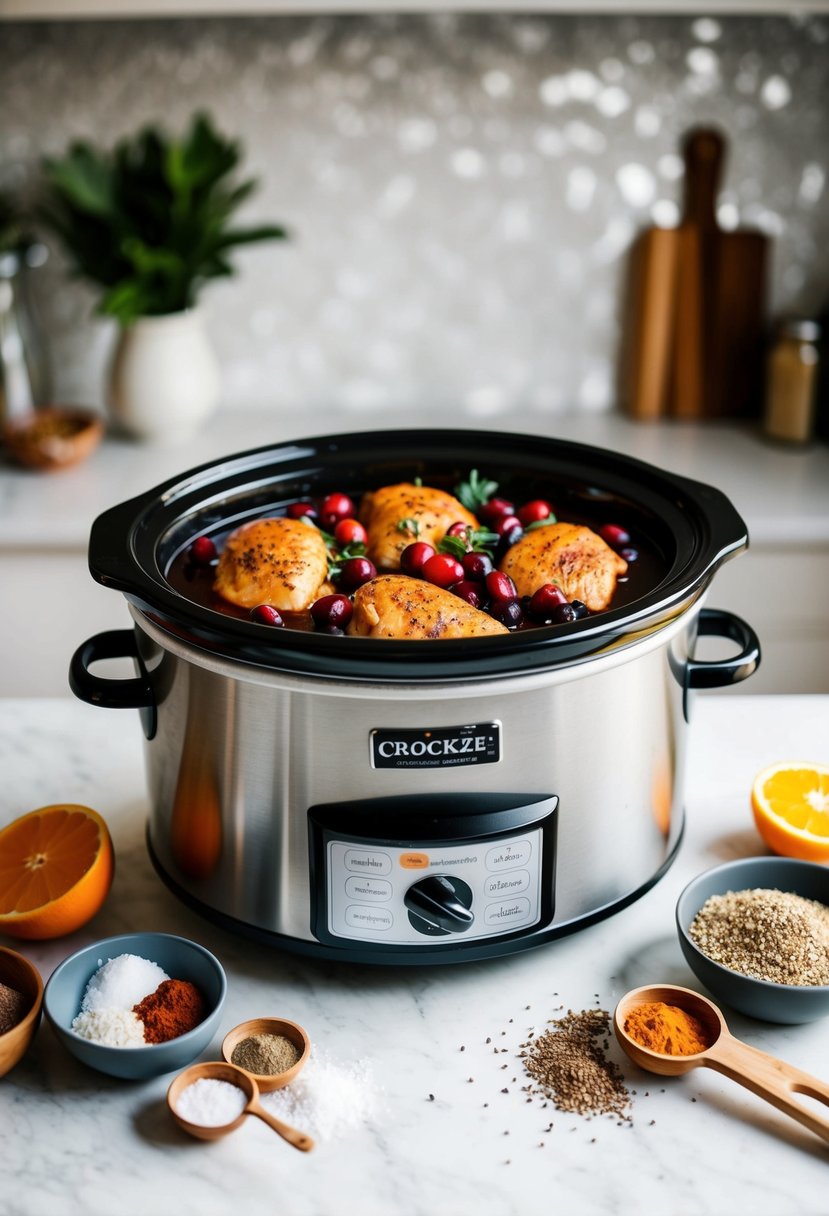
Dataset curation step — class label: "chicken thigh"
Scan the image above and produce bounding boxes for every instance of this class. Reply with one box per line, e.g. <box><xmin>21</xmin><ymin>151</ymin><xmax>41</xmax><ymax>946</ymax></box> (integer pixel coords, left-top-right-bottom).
<box><xmin>359</xmin><ymin>483</ymin><xmax>479</xmax><ymax>571</ymax></box>
<box><xmin>214</xmin><ymin>517</ymin><xmax>329</xmax><ymax>611</ymax></box>
<box><xmin>499</xmin><ymin>522</ymin><xmax>627</xmax><ymax>612</ymax></box>
<box><xmin>347</xmin><ymin>575</ymin><xmax>508</xmax><ymax>639</ymax></box>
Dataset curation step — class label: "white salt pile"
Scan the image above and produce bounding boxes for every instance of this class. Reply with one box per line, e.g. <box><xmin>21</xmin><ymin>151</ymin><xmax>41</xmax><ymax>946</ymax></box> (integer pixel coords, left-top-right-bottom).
<box><xmin>176</xmin><ymin>1078</ymin><xmax>247</xmax><ymax>1127</ymax></box>
<box><xmin>71</xmin><ymin>953</ymin><xmax>170</xmax><ymax>1048</ymax></box>
<box><xmin>259</xmin><ymin>1050</ymin><xmax>382</xmax><ymax>1140</ymax></box>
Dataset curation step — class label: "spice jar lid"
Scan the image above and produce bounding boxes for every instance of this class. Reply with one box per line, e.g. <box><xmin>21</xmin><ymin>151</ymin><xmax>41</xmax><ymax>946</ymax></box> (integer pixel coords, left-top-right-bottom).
<box><xmin>778</xmin><ymin>318</ymin><xmax>821</xmax><ymax>343</ymax></box>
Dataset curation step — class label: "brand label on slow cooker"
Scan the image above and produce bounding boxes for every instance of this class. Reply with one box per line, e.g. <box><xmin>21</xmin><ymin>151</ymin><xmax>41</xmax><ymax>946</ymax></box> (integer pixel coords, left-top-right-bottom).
<box><xmin>370</xmin><ymin>723</ymin><xmax>501</xmax><ymax>769</ymax></box>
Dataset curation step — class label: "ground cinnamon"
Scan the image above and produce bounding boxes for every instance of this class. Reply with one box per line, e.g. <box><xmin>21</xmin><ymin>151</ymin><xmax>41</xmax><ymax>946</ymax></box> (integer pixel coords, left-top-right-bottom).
<box><xmin>133</xmin><ymin>978</ymin><xmax>206</xmax><ymax>1044</ymax></box>
<box><xmin>623</xmin><ymin>1001</ymin><xmax>710</xmax><ymax>1056</ymax></box>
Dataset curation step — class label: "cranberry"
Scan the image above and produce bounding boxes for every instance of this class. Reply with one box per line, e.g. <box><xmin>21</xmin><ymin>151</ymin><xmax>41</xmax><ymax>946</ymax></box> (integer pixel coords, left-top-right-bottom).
<box><xmin>619</xmin><ymin>546</ymin><xmax>639</xmax><ymax>563</ymax></box>
<box><xmin>548</xmin><ymin>603</ymin><xmax>579</xmax><ymax>625</ymax></box>
<box><xmin>518</xmin><ymin>499</ymin><xmax>554</xmax><ymax>526</ymax></box>
<box><xmin>462</xmin><ymin>551</ymin><xmax>494</xmax><ymax>582</ymax></box>
<box><xmin>311</xmin><ymin>593</ymin><xmax>353</xmax><ymax>629</ymax></box>
<box><xmin>317</xmin><ymin>624</ymin><xmax>345</xmax><ymax>636</ymax></box>
<box><xmin>479</xmin><ymin>497</ymin><xmax>515</xmax><ymax>525</ymax></box>
<box><xmin>334</xmin><ymin>517</ymin><xmax>368</xmax><ymax>546</ymax></box>
<box><xmin>320</xmin><ymin>492</ymin><xmax>356</xmax><ymax>528</ymax></box>
<box><xmin>249</xmin><ymin>604</ymin><xmax>284</xmax><ymax>627</ymax></box>
<box><xmin>189</xmin><ymin>536</ymin><xmax>217</xmax><ymax>565</ymax></box>
<box><xmin>446</xmin><ymin>521</ymin><xmax>471</xmax><ymax>540</ymax></box>
<box><xmin>495</xmin><ymin>514</ymin><xmax>523</xmax><ymax>538</ymax></box>
<box><xmin>570</xmin><ymin>599</ymin><xmax>590</xmax><ymax>619</ymax></box>
<box><xmin>451</xmin><ymin>580</ymin><xmax>485</xmax><ymax>609</ymax></box>
<box><xmin>599</xmin><ymin>523</ymin><xmax>631</xmax><ymax>550</ymax></box>
<box><xmin>287</xmin><ymin>501</ymin><xmax>317</xmax><ymax>521</ymax></box>
<box><xmin>339</xmin><ymin>556</ymin><xmax>377</xmax><ymax>590</ymax></box>
<box><xmin>491</xmin><ymin>598</ymin><xmax>524</xmax><ymax>629</ymax></box>
<box><xmin>497</xmin><ymin>525</ymin><xmax>525</xmax><ymax>557</ymax></box>
<box><xmin>422</xmin><ymin>553</ymin><xmax>465</xmax><ymax>589</ymax></box>
<box><xmin>400</xmin><ymin>541</ymin><xmax>436</xmax><ymax>576</ymax></box>
<box><xmin>485</xmin><ymin>570</ymin><xmax>518</xmax><ymax>603</ymax></box>
<box><xmin>528</xmin><ymin>583</ymin><xmax>568</xmax><ymax>618</ymax></box>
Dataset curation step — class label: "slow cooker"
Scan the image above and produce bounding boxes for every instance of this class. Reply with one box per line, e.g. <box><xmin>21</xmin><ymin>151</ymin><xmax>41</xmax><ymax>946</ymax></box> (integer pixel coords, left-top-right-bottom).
<box><xmin>70</xmin><ymin>429</ymin><xmax>760</xmax><ymax>964</ymax></box>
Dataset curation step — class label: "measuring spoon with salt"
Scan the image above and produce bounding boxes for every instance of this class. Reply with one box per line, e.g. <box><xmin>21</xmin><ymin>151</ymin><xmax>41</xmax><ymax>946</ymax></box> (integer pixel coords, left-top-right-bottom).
<box><xmin>614</xmin><ymin>984</ymin><xmax>829</xmax><ymax>1145</ymax></box>
<box><xmin>167</xmin><ymin>1060</ymin><xmax>315</xmax><ymax>1151</ymax></box>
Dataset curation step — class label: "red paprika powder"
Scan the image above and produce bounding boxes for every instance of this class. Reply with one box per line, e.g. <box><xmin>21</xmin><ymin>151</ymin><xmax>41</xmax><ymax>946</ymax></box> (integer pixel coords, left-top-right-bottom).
<box><xmin>134</xmin><ymin>979</ymin><xmax>206</xmax><ymax>1043</ymax></box>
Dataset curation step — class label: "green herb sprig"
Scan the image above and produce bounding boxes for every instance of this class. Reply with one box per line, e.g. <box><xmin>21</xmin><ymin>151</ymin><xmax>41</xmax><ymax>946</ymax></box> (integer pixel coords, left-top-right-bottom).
<box><xmin>455</xmin><ymin>469</ymin><xmax>498</xmax><ymax>514</ymax></box>
<box><xmin>438</xmin><ymin>527</ymin><xmax>499</xmax><ymax>560</ymax></box>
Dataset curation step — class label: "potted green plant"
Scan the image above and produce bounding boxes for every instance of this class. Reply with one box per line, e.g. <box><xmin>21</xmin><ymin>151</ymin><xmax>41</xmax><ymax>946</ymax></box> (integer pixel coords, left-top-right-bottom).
<box><xmin>41</xmin><ymin>112</ymin><xmax>286</xmax><ymax>442</ymax></box>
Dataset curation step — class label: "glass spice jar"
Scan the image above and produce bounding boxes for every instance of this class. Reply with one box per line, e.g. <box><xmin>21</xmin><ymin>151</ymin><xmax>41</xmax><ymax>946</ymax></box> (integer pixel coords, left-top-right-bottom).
<box><xmin>763</xmin><ymin>318</ymin><xmax>821</xmax><ymax>444</ymax></box>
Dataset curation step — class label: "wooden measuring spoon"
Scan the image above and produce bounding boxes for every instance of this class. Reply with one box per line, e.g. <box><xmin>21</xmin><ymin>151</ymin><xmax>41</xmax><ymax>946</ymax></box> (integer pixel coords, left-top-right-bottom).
<box><xmin>614</xmin><ymin>984</ymin><xmax>829</xmax><ymax>1145</ymax></box>
<box><xmin>167</xmin><ymin>1060</ymin><xmax>315</xmax><ymax>1151</ymax></box>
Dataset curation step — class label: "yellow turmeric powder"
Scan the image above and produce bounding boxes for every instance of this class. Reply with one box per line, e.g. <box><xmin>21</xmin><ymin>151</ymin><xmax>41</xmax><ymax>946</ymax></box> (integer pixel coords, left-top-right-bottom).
<box><xmin>623</xmin><ymin>1001</ymin><xmax>710</xmax><ymax>1056</ymax></box>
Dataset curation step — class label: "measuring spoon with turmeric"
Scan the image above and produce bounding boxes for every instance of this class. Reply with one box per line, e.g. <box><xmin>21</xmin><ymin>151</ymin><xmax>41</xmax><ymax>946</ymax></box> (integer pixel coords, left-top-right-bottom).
<box><xmin>614</xmin><ymin>984</ymin><xmax>829</xmax><ymax>1145</ymax></box>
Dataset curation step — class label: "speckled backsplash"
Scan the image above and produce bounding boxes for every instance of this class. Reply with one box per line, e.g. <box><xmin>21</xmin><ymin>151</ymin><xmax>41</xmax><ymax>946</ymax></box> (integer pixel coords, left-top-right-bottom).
<box><xmin>2</xmin><ymin>13</ymin><xmax>828</xmax><ymax>420</ymax></box>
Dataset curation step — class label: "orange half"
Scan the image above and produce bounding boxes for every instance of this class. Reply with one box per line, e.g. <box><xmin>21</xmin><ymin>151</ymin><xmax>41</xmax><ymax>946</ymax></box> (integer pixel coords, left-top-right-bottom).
<box><xmin>0</xmin><ymin>804</ymin><xmax>114</xmax><ymax>939</ymax></box>
<box><xmin>751</xmin><ymin>762</ymin><xmax>829</xmax><ymax>862</ymax></box>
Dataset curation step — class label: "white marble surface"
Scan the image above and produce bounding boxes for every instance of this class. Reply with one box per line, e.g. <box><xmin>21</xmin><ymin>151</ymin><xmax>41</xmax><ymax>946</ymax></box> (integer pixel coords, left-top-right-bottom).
<box><xmin>1</xmin><ymin>694</ymin><xmax>828</xmax><ymax>1216</ymax></box>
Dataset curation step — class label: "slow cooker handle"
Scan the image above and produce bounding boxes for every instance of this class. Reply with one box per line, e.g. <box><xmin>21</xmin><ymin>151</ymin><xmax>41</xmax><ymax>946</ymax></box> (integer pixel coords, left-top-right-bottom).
<box><xmin>69</xmin><ymin>630</ymin><xmax>156</xmax><ymax>740</ymax></box>
<box><xmin>686</xmin><ymin>608</ymin><xmax>761</xmax><ymax>691</ymax></box>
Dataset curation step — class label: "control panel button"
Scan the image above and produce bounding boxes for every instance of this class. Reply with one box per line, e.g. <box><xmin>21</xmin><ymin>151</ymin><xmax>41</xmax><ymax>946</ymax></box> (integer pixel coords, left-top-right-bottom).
<box><xmin>485</xmin><ymin>840</ymin><xmax>531</xmax><ymax>872</ymax></box>
<box><xmin>484</xmin><ymin>897</ymin><xmax>532</xmax><ymax>927</ymax></box>
<box><xmin>344</xmin><ymin>849</ymin><xmax>391</xmax><ymax>876</ymax></box>
<box><xmin>484</xmin><ymin>869</ymin><xmax>530</xmax><ymax>898</ymax></box>
<box><xmin>399</xmin><ymin>852</ymin><xmax>429</xmax><ymax>869</ymax></box>
<box><xmin>345</xmin><ymin>904</ymin><xmax>394</xmax><ymax>931</ymax></box>
<box><xmin>345</xmin><ymin>876</ymin><xmax>392</xmax><ymax>902</ymax></box>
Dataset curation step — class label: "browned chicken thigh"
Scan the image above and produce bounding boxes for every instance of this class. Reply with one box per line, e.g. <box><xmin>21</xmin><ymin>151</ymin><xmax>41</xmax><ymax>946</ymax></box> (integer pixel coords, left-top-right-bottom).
<box><xmin>214</xmin><ymin>517</ymin><xmax>329</xmax><ymax>611</ymax></box>
<box><xmin>347</xmin><ymin>575</ymin><xmax>508</xmax><ymax>639</ymax></box>
<box><xmin>499</xmin><ymin>523</ymin><xmax>627</xmax><ymax>612</ymax></box>
<box><xmin>359</xmin><ymin>483</ymin><xmax>479</xmax><ymax>571</ymax></box>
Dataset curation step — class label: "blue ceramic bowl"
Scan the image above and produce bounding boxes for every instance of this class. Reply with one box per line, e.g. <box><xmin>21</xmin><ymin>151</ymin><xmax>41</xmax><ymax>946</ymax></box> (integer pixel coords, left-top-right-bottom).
<box><xmin>44</xmin><ymin>932</ymin><xmax>226</xmax><ymax>1079</ymax></box>
<box><xmin>676</xmin><ymin>857</ymin><xmax>829</xmax><ymax>1025</ymax></box>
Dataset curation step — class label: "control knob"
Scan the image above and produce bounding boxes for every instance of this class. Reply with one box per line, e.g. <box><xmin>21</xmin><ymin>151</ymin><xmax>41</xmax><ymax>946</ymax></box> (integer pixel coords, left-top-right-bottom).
<box><xmin>404</xmin><ymin>875</ymin><xmax>474</xmax><ymax>936</ymax></box>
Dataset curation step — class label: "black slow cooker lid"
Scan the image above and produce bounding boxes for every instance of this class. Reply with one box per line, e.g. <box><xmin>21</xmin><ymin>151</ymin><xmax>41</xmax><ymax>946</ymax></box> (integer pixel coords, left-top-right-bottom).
<box><xmin>88</xmin><ymin>428</ymin><xmax>748</xmax><ymax>682</ymax></box>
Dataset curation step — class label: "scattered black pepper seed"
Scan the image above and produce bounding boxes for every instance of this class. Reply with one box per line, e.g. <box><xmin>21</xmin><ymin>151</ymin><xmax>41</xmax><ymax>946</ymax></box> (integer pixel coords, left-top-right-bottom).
<box><xmin>486</xmin><ymin>1037</ymin><xmax>491</xmax><ymax>1044</ymax></box>
<box><xmin>501</xmin><ymin>1088</ymin><xmax>509</xmax><ymax>1094</ymax></box>
<box><xmin>650</xmin><ymin>1120</ymin><xmax>656</xmax><ymax>1126</ymax></box>
<box><xmin>483</xmin><ymin>1103</ymin><xmax>489</xmax><ymax>1108</ymax></box>
<box><xmin>468</xmin><ymin>1077</ymin><xmax>474</xmax><ymax>1083</ymax></box>
<box><xmin>691</xmin><ymin>1097</ymin><xmax>697</xmax><ymax>1103</ymax></box>
<box><xmin>590</xmin><ymin>1138</ymin><xmax>596</xmax><ymax>1144</ymax></box>
<box><xmin>428</xmin><ymin>1094</ymin><xmax>434</xmax><ymax>1101</ymax></box>
<box><xmin>460</xmin><ymin>1045</ymin><xmax>465</xmax><ymax>1052</ymax></box>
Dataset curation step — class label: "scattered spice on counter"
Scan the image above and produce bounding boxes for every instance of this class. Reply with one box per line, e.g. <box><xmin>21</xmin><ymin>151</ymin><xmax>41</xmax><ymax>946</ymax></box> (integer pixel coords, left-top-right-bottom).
<box><xmin>519</xmin><ymin>1009</ymin><xmax>631</xmax><ymax>1119</ymax></box>
<box><xmin>623</xmin><ymin>1002</ymin><xmax>710</xmax><ymax>1056</ymax></box>
<box><xmin>231</xmin><ymin>1032</ymin><xmax>301</xmax><ymax>1075</ymax></box>
<box><xmin>0</xmin><ymin>980</ymin><xmax>27</xmax><ymax>1034</ymax></box>
<box><xmin>134</xmin><ymin>979</ymin><xmax>206</xmax><ymax>1044</ymax></box>
<box><xmin>689</xmin><ymin>887</ymin><xmax>829</xmax><ymax>985</ymax></box>
<box><xmin>259</xmin><ymin>1049</ymin><xmax>382</xmax><ymax>1140</ymax></box>
<box><xmin>176</xmin><ymin>1077</ymin><xmax>247</xmax><ymax>1127</ymax></box>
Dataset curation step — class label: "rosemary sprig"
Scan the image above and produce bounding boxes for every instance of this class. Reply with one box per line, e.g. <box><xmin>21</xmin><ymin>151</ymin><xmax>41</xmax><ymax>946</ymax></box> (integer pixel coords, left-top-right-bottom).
<box><xmin>455</xmin><ymin>469</ymin><xmax>498</xmax><ymax>514</ymax></box>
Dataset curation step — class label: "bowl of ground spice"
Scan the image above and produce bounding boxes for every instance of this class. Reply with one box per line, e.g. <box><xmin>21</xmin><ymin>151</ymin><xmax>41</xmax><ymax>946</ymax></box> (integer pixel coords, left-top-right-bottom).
<box><xmin>0</xmin><ymin>947</ymin><xmax>43</xmax><ymax>1078</ymax></box>
<box><xmin>44</xmin><ymin>932</ymin><xmax>226</xmax><ymax>1078</ymax></box>
<box><xmin>221</xmin><ymin>1017</ymin><xmax>310</xmax><ymax>1091</ymax></box>
<box><xmin>2</xmin><ymin>407</ymin><xmax>103</xmax><ymax>471</ymax></box>
<box><xmin>676</xmin><ymin>857</ymin><xmax>829</xmax><ymax>1024</ymax></box>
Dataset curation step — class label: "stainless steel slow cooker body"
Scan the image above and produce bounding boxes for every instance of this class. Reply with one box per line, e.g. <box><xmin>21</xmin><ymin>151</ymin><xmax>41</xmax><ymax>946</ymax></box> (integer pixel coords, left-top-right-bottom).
<box><xmin>70</xmin><ymin>429</ymin><xmax>760</xmax><ymax>964</ymax></box>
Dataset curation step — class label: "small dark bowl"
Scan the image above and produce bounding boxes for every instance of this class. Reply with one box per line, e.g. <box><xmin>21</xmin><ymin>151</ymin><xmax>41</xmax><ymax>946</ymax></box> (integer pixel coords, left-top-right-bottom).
<box><xmin>676</xmin><ymin>857</ymin><xmax>829</xmax><ymax>1024</ymax></box>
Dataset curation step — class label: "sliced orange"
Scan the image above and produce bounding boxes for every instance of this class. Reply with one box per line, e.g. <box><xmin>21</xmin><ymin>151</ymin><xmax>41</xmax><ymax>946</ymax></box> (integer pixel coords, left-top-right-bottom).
<box><xmin>0</xmin><ymin>804</ymin><xmax>114</xmax><ymax>939</ymax></box>
<box><xmin>751</xmin><ymin>762</ymin><xmax>829</xmax><ymax>862</ymax></box>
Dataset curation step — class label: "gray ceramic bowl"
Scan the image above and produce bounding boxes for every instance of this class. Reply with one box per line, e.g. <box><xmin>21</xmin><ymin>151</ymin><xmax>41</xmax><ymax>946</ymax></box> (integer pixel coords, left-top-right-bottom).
<box><xmin>676</xmin><ymin>857</ymin><xmax>829</xmax><ymax>1024</ymax></box>
<box><xmin>44</xmin><ymin>932</ymin><xmax>226</xmax><ymax>1079</ymax></box>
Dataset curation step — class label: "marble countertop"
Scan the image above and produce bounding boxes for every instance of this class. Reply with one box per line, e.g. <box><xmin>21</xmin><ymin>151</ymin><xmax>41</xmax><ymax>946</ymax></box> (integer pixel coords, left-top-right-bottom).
<box><xmin>1</xmin><ymin>693</ymin><xmax>828</xmax><ymax>1216</ymax></box>
<box><xmin>1</xmin><ymin>409</ymin><xmax>828</xmax><ymax>551</ymax></box>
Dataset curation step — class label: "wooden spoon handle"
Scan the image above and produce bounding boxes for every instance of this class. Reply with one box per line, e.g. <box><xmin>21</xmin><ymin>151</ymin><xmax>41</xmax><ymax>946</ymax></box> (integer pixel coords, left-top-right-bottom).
<box><xmin>681</xmin><ymin>127</ymin><xmax>725</xmax><ymax>230</ymax></box>
<box><xmin>247</xmin><ymin>1099</ymin><xmax>316</xmax><ymax>1152</ymax></box>
<box><xmin>706</xmin><ymin>1034</ymin><xmax>829</xmax><ymax>1144</ymax></box>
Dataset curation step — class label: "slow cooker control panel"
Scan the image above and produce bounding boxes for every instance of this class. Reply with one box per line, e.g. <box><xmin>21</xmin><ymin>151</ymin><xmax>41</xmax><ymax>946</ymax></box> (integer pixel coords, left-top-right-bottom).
<box><xmin>308</xmin><ymin>793</ymin><xmax>557</xmax><ymax>952</ymax></box>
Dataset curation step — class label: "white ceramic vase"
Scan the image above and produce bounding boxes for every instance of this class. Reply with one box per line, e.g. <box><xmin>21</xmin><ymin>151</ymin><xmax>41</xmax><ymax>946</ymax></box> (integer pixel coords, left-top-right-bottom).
<box><xmin>108</xmin><ymin>309</ymin><xmax>221</xmax><ymax>443</ymax></box>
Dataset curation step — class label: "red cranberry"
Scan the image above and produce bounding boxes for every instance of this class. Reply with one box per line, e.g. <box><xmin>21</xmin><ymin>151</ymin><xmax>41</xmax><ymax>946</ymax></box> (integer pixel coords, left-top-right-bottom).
<box><xmin>462</xmin><ymin>551</ymin><xmax>493</xmax><ymax>581</ymax></box>
<box><xmin>548</xmin><ymin>603</ymin><xmax>579</xmax><ymax>625</ymax></box>
<box><xmin>287</xmin><ymin>502</ymin><xmax>318</xmax><ymax>521</ymax></box>
<box><xmin>339</xmin><ymin>556</ymin><xmax>376</xmax><ymax>590</ymax></box>
<box><xmin>400</xmin><ymin>541</ymin><xmax>436</xmax><ymax>576</ymax></box>
<box><xmin>320</xmin><ymin>492</ymin><xmax>356</xmax><ymax>528</ymax></box>
<box><xmin>311</xmin><ymin>593</ymin><xmax>353</xmax><ymax>629</ymax></box>
<box><xmin>491</xmin><ymin>599</ymin><xmax>524</xmax><ymax>629</ymax></box>
<box><xmin>570</xmin><ymin>599</ymin><xmax>590</xmax><ymax>619</ymax></box>
<box><xmin>334</xmin><ymin>517</ymin><xmax>368</xmax><ymax>546</ymax></box>
<box><xmin>250</xmin><ymin>604</ymin><xmax>284</xmax><ymax>627</ymax></box>
<box><xmin>451</xmin><ymin>580</ymin><xmax>485</xmax><ymax>609</ymax></box>
<box><xmin>495</xmin><ymin>514</ymin><xmax>523</xmax><ymax>538</ymax></box>
<box><xmin>599</xmin><ymin>523</ymin><xmax>631</xmax><ymax>549</ymax></box>
<box><xmin>479</xmin><ymin>497</ymin><xmax>515</xmax><ymax>525</ymax></box>
<box><xmin>446</xmin><ymin>521</ymin><xmax>471</xmax><ymax>540</ymax></box>
<box><xmin>189</xmin><ymin>536</ymin><xmax>217</xmax><ymax>565</ymax></box>
<box><xmin>485</xmin><ymin>570</ymin><xmax>518</xmax><ymax>604</ymax></box>
<box><xmin>619</xmin><ymin>546</ymin><xmax>639</xmax><ymax>563</ymax></box>
<box><xmin>517</xmin><ymin>499</ymin><xmax>554</xmax><ymax>526</ymax></box>
<box><xmin>528</xmin><ymin>584</ymin><xmax>568</xmax><ymax>618</ymax></box>
<box><xmin>422</xmin><ymin>553</ymin><xmax>465</xmax><ymax>589</ymax></box>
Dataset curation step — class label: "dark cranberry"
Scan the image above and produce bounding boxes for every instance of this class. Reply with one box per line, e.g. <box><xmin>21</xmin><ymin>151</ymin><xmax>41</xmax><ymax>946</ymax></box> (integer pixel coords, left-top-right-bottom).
<box><xmin>496</xmin><ymin>525</ymin><xmax>525</xmax><ymax>557</ymax></box>
<box><xmin>334</xmin><ymin>517</ymin><xmax>368</xmax><ymax>546</ymax></box>
<box><xmin>446</xmin><ymin>521</ymin><xmax>471</xmax><ymax>540</ymax></box>
<box><xmin>189</xmin><ymin>536</ymin><xmax>217</xmax><ymax>565</ymax></box>
<box><xmin>422</xmin><ymin>553</ymin><xmax>465</xmax><ymax>589</ymax></box>
<box><xmin>451</xmin><ymin>580</ymin><xmax>485</xmax><ymax>609</ymax></box>
<box><xmin>517</xmin><ymin>499</ymin><xmax>554</xmax><ymax>526</ymax></box>
<box><xmin>479</xmin><ymin>497</ymin><xmax>515</xmax><ymax>525</ymax></box>
<box><xmin>462</xmin><ymin>551</ymin><xmax>494</xmax><ymax>581</ymax></box>
<box><xmin>317</xmin><ymin>624</ymin><xmax>345</xmax><ymax>636</ymax></box>
<box><xmin>400</xmin><ymin>541</ymin><xmax>436</xmax><ymax>576</ymax></box>
<box><xmin>619</xmin><ymin>546</ymin><xmax>639</xmax><ymax>563</ymax></box>
<box><xmin>490</xmin><ymin>599</ymin><xmax>524</xmax><ymax>629</ymax></box>
<box><xmin>599</xmin><ymin>523</ymin><xmax>631</xmax><ymax>549</ymax></box>
<box><xmin>311</xmin><ymin>593</ymin><xmax>353</xmax><ymax>629</ymax></box>
<box><xmin>548</xmin><ymin>603</ymin><xmax>579</xmax><ymax>625</ymax></box>
<box><xmin>320</xmin><ymin>492</ymin><xmax>356</xmax><ymax>528</ymax></box>
<box><xmin>495</xmin><ymin>514</ymin><xmax>522</xmax><ymax>538</ymax></box>
<box><xmin>570</xmin><ymin>599</ymin><xmax>590</xmax><ymax>619</ymax></box>
<box><xmin>486</xmin><ymin>571</ymin><xmax>518</xmax><ymax>603</ymax></box>
<box><xmin>339</xmin><ymin>556</ymin><xmax>377</xmax><ymax>590</ymax></box>
<box><xmin>287</xmin><ymin>501</ymin><xmax>318</xmax><ymax>521</ymax></box>
<box><xmin>249</xmin><ymin>604</ymin><xmax>284</xmax><ymax>627</ymax></box>
<box><xmin>528</xmin><ymin>583</ymin><xmax>568</xmax><ymax>618</ymax></box>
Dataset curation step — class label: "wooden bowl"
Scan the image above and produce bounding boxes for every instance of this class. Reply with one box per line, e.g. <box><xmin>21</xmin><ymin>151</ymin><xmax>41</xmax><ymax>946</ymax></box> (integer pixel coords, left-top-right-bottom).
<box><xmin>0</xmin><ymin>946</ymin><xmax>44</xmax><ymax>1078</ymax></box>
<box><xmin>3</xmin><ymin>407</ymin><xmax>103</xmax><ymax>471</ymax></box>
<box><xmin>221</xmin><ymin>1017</ymin><xmax>310</xmax><ymax>1092</ymax></box>
<box><xmin>167</xmin><ymin>1060</ymin><xmax>256</xmax><ymax>1141</ymax></box>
